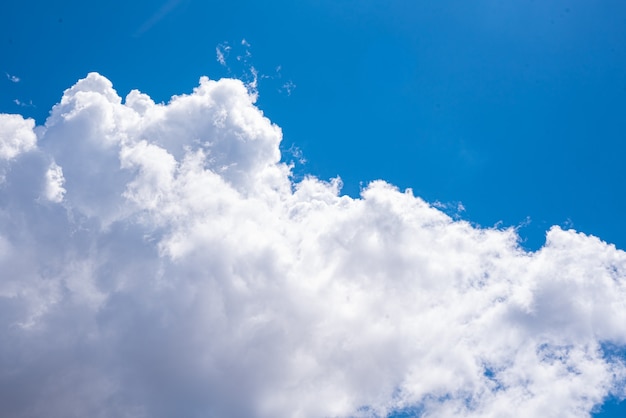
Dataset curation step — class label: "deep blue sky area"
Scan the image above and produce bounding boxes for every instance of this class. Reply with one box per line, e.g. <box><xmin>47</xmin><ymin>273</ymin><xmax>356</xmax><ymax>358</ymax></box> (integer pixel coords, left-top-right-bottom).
<box><xmin>2</xmin><ymin>1</ymin><xmax>626</xmax><ymax>415</ymax></box>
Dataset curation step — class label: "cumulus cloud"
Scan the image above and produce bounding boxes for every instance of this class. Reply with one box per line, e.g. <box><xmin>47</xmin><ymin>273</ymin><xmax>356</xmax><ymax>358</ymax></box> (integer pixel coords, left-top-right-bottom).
<box><xmin>0</xmin><ymin>113</ymin><xmax>36</xmax><ymax>160</ymax></box>
<box><xmin>43</xmin><ymin>162</ymin><xmax>66</xmax><ymax>203</ymax></box>
<box><xmin>0</xmin><ymin>73</ymin><xmax>625</xmax><ymax>418</ymax></box>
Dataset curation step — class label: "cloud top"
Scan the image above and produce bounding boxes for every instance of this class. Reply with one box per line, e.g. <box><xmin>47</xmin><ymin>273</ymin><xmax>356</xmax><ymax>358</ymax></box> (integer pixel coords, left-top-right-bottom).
<box><xmin>0</xmin><ymin>114</ymin><xmax>36</xmax><ymax>160</ymax></box>
<box><xmin>0</xmin><ymin>73</ymin><xmax>625</xmax><ymax>418</ymax></box>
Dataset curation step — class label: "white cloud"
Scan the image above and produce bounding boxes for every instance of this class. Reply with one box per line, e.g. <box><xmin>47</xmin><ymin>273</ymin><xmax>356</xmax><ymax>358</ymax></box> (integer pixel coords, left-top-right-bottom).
<box><xmin>0</xmin><ymin>73</ymin><xmax>625</xmax><ymax>418</ymax></box>
<box><xmin>216</xmin><ymin>42</ymin><xmax>231</xmax><ymax>66</ymax></box>
<box><xmin>217</xmin><ymin>40</ymin><xmax>263</xmax><ymax>99</ymax></box>
<box><xmin>0</xmin><ymin>113</ymin><xmax>36</xmax><ymax>160</ymax></box>
<box><xmin>6</xmin><ymin>73</ymin><xmax>20</xmax><ymax>83</ymax></box>
<box><xmin>13</xmin><ymin>99</ymin><xmax>35</xmax><ymax>107</ymax></box>
<box><xmin>43</xmin><ymin>162</ymin><xmax>66</xmax><ymax>202</ymax></box>
<box><xmin>281</xmin><ymin>80</ymin><xmax>296</xmax><ymax>96</ymax></box>
<box><xmin>216</xmin><ymin>47</ymin><xmax>227</xmax><ymax>66</ymax></box>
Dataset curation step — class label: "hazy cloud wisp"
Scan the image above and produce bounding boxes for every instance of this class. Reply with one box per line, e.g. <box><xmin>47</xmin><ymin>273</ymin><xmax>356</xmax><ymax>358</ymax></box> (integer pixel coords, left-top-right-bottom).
<box><xmin>5</xmin><ymin>73</ymin><xmax>20</xmax><ymax>83</ymax></box>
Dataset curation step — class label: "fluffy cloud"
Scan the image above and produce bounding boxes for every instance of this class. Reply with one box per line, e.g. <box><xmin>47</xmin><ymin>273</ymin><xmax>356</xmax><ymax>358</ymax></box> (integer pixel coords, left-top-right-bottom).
<box><xmin>0</xmin><ymin>73</ymin><xmax>625</xmax><ymax>418</ymax></box>
<box><xmin>0</xmin><ymin>114</ymin><xmax>36</xmax><ymax>160</ymax></box>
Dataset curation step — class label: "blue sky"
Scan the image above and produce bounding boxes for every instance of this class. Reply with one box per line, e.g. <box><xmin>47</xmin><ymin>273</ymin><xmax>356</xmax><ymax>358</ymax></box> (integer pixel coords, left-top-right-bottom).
<box><xmin>3</xmin><ymin>0</ymin><xmax>626</xmax><ymax>251</ymax></box>
<box><xmin>2</xmin><ymin>1</ymin><xmax>626</xmax><ymax>417</ymax></box>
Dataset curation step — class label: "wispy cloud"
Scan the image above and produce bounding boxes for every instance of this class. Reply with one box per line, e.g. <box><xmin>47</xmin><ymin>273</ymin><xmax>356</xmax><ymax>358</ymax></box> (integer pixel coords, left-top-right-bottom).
<box><xmin>216</xmin><ymin>40</ymin><xmax>259</xmax><ymax>98</ymax></box>
<box><xmin>216</xmin><ymin>40</ymin><xmax>296</xmax><ymax>98</ymax></box>
<box><xmin>281</xmin><ymin>80</ymin><xmax>296</xmax><ymax>96</ymax></box>
<box><xmin>235</xmin><ymin>38</ymin><xmax>252</xmax><ymax>62</ymax></box>
<box><xmin>286</xmin><ymin>143</ymin><xmax>306</xmax><ymax>164</ymax></box>
<box><xmin>275</xmin><ymin>65</ymin><xmax>296</xmax><ymax>96</ymax></box>
<box><xmin>13</xmin><ymin>99</ymin><xmax>34</xmax><ymax>107</ymax></box>
<box><xmin>134</xmin><ymin>0</ymin><xmax>185</xmax><ymax>36</ymax></box>
<box><xmin>6</xmin><ymin>73</ymin><xmax>20</xmax><ymax>83</ymax></box>
<box><xmin>216</xmin><ymin>42</ymin><xmax>231</xmax><ymax>66</ymax></box>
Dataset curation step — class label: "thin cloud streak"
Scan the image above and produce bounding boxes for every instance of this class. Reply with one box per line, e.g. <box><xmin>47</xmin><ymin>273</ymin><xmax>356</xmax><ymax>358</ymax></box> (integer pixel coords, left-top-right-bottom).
<box><xmin>134</xmin><ymin>0</ymin><xmax>186</xmax><ymax>36</ymax></box>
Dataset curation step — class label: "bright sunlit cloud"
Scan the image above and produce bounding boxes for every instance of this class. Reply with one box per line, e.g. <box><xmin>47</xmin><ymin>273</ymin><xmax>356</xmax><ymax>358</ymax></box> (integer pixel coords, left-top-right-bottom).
<box><xmin>0</xmin><ymin>73</ymin><xmax>625</xmax><ymax>418</ymax></box>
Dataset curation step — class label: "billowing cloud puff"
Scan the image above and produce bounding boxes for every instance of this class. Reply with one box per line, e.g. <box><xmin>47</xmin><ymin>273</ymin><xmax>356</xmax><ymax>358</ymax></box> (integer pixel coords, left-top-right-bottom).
<box><xmin>0</xmin><ymin>114</ymin><xmax>36</xmax><ymax>160</ymax></box>
<box><xmin>0</xmin><ymin>73</ymin><xmax>625</xmax><ymax>418</ymax></box>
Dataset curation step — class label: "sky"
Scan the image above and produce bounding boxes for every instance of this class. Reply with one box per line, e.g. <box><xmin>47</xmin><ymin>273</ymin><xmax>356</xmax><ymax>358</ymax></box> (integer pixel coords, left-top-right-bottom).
<box><xmin>1</xmin><ymin>1</ymin><xmax>626</xmax><ymax>417</ymax></box>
